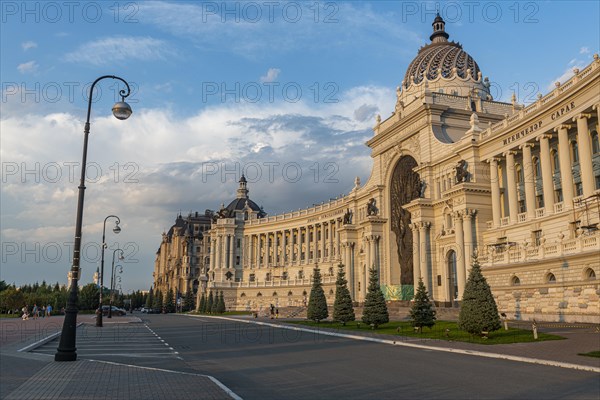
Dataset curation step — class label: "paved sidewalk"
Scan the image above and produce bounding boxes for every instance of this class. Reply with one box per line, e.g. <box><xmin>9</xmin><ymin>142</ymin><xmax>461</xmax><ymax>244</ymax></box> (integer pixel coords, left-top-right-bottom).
<box><xmin>0</xmin><ymin>315</ymin><xmax>240</xmax><ymax>400</ymax></box>
<box><xmin>3</xmin><ymin>359</ymin><xmax>234</xmax><ymax>400</ymax></box>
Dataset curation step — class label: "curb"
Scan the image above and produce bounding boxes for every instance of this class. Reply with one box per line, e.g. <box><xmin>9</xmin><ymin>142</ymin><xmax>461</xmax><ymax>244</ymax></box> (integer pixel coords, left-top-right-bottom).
<box><xmin>17</xmin><ymin>323</ymin><xmax>83</xmax><ymax>353</ymax></box>
<box><xmin>184</xmin><ymin>314</ymin><xmax>600</xmax><ymax>373</ymax></box>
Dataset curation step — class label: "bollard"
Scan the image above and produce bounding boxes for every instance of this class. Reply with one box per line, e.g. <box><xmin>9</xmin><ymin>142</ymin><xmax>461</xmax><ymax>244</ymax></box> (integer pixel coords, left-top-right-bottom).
<box><xmin>532</xmin><ymin>319</ymin><xmax>538</xmax><ymax>340</ymax></box>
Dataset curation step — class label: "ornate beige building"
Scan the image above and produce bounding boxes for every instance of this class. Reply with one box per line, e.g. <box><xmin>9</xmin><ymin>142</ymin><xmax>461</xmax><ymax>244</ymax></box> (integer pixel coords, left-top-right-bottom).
<box><xmin>154</xmin><ymin>15</ymin><xmax>600</xmax><ymax>323</ymax></box>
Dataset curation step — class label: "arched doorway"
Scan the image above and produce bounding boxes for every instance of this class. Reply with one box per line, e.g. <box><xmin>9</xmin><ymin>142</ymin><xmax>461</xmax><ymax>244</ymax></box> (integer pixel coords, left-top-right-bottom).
<box><xmin>447</xmin><ymin>250</ymin><xmax>458</xmax><ymax>301</ymax></box>
<box><xmin>390</xmin><ymin>155</ymin><xmax>420</xmax><ymax>286</ymax></box>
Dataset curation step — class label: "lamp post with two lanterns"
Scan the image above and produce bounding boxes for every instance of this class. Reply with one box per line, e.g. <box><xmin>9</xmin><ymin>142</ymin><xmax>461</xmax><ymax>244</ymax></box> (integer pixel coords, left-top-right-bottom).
<box><xmin>55</xmin><ymin>75</ymin><xmax>132</xmax><ymax>362</ymax></box>
<box><xmin>96</xmin><ymin>215</ymin><xmax>121</xmax><ymax>327</ymax></box>
<box><xmin>108</xmin><ymin>249</ymin><xmax>124</xmax><ymax>318</ymax></box>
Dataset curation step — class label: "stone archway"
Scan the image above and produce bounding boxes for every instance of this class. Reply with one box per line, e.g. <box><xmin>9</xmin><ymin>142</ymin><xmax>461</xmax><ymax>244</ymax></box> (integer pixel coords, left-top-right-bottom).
<box><xmin>390</xmin><ymin>155</ymin><xmax>420</xmax><ymax>286</ymax></box>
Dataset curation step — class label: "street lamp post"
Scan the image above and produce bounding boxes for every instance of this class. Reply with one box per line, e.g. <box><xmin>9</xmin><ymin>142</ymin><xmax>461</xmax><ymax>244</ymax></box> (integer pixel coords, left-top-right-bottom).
<box><xmin>55</xmin><ymin>76</ymin><xmax>132</xmax><ymax>362</ymax></box>
<box><xmin>96</xmin><ymin>216</ymin><xmax>121</xmax><ymax>327</ymax></box>
<box><xmin>108</xmin><ymin>249</ymin><xmax>124</xmax><ymax>318</ymax></box>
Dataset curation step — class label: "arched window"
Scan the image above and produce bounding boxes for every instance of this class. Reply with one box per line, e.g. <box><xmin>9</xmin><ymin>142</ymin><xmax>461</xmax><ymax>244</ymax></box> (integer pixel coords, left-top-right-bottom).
<box><xmin>571</xmin><ymin>141</ymin><xmax>579</xmax><ymax>163</ymax></box>
<box><xmin>515</xmin><ymin>164</ymin><xmax>523</xmax><ymax>184</ymax></box>
<box><xmin>592</xmin><ymin>131</ymin><xmax>600</xmax><ymax>154</ymax></box>
<box><xmin>447</xmin><ymin>250</ymin><xmax>458</xmax><ymax>300</ymax></box>
<box><xmin>584</xmin><ymin>268</ymin><xmax>596</xmax><ymax>280</ymax></box>
<box><xmin>551</xmin><ymin>149</ymin><xmax>559</xmax><ymax>173</ymax></box>
<box><xmin>533</xmin><ymin>157</ymin><xmax>541</xmax><ymax>179</ymax></box>
<box><xmin>511</xmin><ymin>276</ymin><xmax>521</xmax><ymax>286</ymax></box>
<box><xmin>546</xmin><ymin>272</ymin><xmax>556</xmax><ymax>283</ymax></box>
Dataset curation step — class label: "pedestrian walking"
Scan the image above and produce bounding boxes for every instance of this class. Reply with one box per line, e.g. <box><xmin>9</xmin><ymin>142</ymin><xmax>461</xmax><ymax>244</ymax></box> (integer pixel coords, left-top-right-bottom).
<box><xmin>21</xmin><ymin>305</ymin><xmax>29</xmax><ymax>320</ymax></box>
<box><xmin>270</xmin><ymin>303</ymin><xmax>275</xmax><ymax>319</ymax></box>
<box><xmin>275</xmin><ymin>307</ymin><xmax>279</xmax><ymax>319</ymax></box>
<box><xmin>32</xmin><ymin>304</ymin><xmax>38</xmax><ymax>319</ymax></box>
<box><xmin>46</xmin><ymin>304</ymin><xmax>52</xmax><ymax>317</ymax></box>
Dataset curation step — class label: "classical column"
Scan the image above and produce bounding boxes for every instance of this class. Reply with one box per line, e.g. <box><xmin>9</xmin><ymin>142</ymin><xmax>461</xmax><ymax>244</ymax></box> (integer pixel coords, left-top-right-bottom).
<box><xmin>489</xmin><ymin>158</ymin><xmax>502</xmax><ymax>227</ymax></box>
<box><xmin>321</xmin><ymin>225</ymin><xmax>326</xmax><ymax>261</ymax></box>
<box><xmin>265</xmin><ymin>232</ymin><xmax>271</xmax><ymax>267</ymax></box>
<box><xmin>282</xmin><ymin>230</ymin><xmax>287</xmax><ymax>265</ymax></box>
<box><xmin>504</xmin><ymin>150</ymin><xmax>518</xmax><ymax>222</ymax></box>
<box><xmin>463</xmin><ymin>210</ymin><xmax>474</xmax><ymax>271</ymax></box>
<box><xmin>411</xmin><ymin>224</ymin><xmax>421</xmax><ymax>291</ymax></box>
<box><xmin>538</xmin><ymin>134</ymin><xmax>555</xmax><ymax>213</ymax></box>
<box><xmin>215</xmin><ymin>236</ymin><xmax>222</xmax><ymax>269</ymax></box>
<box><xmin>210</xmin><ymin>238</ymin><xmax>216</xmax><ymax>271</ymax></box>
<box><xmin>454</xmin><ymin>212</ymin><xmax>466</xmax><ymax>300</ymax></box>
<box><xmin>419</xmin><ymin>223</ymin><xmax>430</xmax><ymax>294</ymax></box>
<box><xmin>556</xmin><ymin>124</ymin><xmax>574</xmax><ymax>208</ymax></box>
<box><xmin>296</xmin><ymin>229</ymin><xmax>301</xmax><ymax>264</ymax></box>
<box><xmin>349</xmin><ymin>242</ymin><xmax>355</xmax><ymax>300</ymax></box>
<box><xmin>521</xmin><ymin>143</ymin><xmax>536</xmax><ymax>219</ymax></box>
<box><xmin>574</xmin><ymin>113</ymin><xmax>594</xmax><ymax>197</ymax></box>
<box><xmin>229</xmin><ymin>234</ymin><xmax>235</xmax><ymax>268</ymax></box>
<box><xmin>328</xmin><ymin>222</ymin><xmax>334</xmax><ymax>261</ymax></box>
<box><xmin>256</xmin><ymin>235</ymin><xmax>261</xmax><ymax>268</ymax></box>
<box><xmin>312</xmin><ymin>225</ymin><xmax>318</xmax><ymax>262</ymax></box>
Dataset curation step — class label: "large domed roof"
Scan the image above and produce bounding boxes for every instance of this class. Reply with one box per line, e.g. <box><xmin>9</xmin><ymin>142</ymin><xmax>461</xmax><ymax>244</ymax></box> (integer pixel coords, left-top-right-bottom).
<box><xmin>399</xmin><ymin>14</ymin><xmax>491</xmax><ymax>101</ymax></box>
<box><xmin>403</xmin><ymin>42</ymin><xmax>480</xmax><ymax>88</ymax></box>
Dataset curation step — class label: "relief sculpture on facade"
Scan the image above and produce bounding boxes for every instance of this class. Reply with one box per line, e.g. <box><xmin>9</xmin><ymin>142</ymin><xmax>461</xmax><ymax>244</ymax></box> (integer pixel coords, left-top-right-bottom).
<box><xmin>390</xmin><ymin>156</ymin><xmax>420</xmax><ymax>285</ymax></box>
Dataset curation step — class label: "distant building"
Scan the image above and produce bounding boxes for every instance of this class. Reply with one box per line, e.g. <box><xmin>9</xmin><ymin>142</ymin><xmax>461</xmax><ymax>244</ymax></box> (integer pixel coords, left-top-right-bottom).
<box><xmin>153</xmin><ymin>15</ymin><xmax>599</xmax><ymax>322</ymax></box>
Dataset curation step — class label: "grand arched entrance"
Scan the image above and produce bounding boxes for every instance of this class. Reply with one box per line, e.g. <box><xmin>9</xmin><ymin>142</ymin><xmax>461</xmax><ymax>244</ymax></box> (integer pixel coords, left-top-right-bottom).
<box><xmin>390</xmin><ymin>155</ymin><xmax>420</xmax><ymax>288</ymax></box>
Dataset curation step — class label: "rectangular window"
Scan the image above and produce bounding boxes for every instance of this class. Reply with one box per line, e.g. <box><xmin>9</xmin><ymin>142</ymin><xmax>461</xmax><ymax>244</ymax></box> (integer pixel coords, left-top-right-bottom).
<box><xmin>237</xmin><ymin>239</ymin><xmax>241</xmax><ymax>248</ymax></box>
<box><xmin>249</xmin><ymin>274</ymin><xmax>255</xmax><ymax>282</ymax></box>
<box><xmin>595</xmin><ymin>175</ymin><xmax>600</xmax><ymax>190</ymax></box>
<box><xmin>533</xmin><ymin>230</ymin><xmax>542</xmax><ymax>247</ymax></box>
<box><xmin>518</xmin><ymin>200</ymin><xmax>526</xmax><ymax>213</ymax></box>
<box><xmin>536</xmin><ymin>195</ymin><xmax>544</xmax><ymax>209</ymax></box>
<box><xmin>554</xmin><ymin>189</ymin><xmax>563</xmax><ymax>203</ymax></box>
<box><xmin>575</xmin><ymin>182</ymin><xmax>584</xmax><ymax>197</ymax></box>
<box><xmin>236</xmin><ymin>256</ymin><xmax>240</xmax><ymax>265</ymax></box>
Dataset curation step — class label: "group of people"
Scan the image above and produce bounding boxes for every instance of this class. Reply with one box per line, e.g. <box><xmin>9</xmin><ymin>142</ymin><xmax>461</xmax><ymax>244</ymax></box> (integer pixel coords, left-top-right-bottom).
<box><xmin>21</xmin><ymin>304</ymin><xmax>53</xmax><ymax>320</ymax></box>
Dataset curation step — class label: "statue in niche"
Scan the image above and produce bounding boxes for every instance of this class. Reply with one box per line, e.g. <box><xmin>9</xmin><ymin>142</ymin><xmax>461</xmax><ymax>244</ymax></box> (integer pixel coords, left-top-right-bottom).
<box><xmin>419</xmin><ymin>180</ymin><xmax>427</xmax><ymax>198</ymax></box>
<box><xmin>455</xmin><ymin>160</ymin><xmax>469</xmax><ymax>183</ymax></box>
<box><xmin>225</xmin><ymin>271</ymin><xmax>233</xmax><ymax>281</ymax></box>
<box><xmin>367</xmin><ymin>198</ymin><xmax>379</xmax><ymax>216</ymax></box>
<box><xmin>343</xmin><ymin>208</ymin><xmax>353</xmax><ymax>225</ymax></box>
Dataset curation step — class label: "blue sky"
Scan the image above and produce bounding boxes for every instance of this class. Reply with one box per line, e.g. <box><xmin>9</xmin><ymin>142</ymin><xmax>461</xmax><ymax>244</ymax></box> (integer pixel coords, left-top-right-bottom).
<box><xmin>1</xmin><ymin>1</ymin><xmax>599</xmax><ymax>291</ymax></box>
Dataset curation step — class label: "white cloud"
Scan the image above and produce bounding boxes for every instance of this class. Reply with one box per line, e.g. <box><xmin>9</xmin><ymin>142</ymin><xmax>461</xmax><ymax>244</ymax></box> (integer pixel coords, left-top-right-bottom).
<box><xmin>580</xmin><ymin>47</ymin><xmax>590</xmax><ymax>54</ymax></box>
<box><xmin>546</xmin><ymin>61</ymin><xmax>587</xmax><ymax>91</ymax></box>
<box><xmin>0</xmin><ymin>83</ymin><xmax>393</xmax><ymax>289</ymax></box>
<box><xmin>17</xmin><ymin>60</ymin><xmax>38</xmax><ymax>74</ymax></box>
<box><xmin>64</xmin><ymin>36</ymin><xmax>175</xmax><ymax>66</ymax></box>
<box><xmin>22</xmin><ymin>41</ymin><xmax>37</xmax><ymax>51</ymax></box>
<box><xmin>260</xmin><ymin>68</ymin><xmax>281</xmax><ymax>83</ymax></box>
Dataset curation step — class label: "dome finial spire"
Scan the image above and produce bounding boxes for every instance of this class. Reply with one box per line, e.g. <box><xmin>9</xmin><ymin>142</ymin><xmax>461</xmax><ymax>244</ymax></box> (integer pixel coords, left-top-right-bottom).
<box><xmin>430</xmin><ymin>13</ymin><xmax>449</xmax><ymax>43</ymax></box>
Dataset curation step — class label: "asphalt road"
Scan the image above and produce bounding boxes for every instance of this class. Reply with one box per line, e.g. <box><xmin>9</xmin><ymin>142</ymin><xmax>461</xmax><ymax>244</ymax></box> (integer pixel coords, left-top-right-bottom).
<box><xmin>136</xmin><ymin>314</ymin><xmax>599</xmax><ymax>400</ymax></box>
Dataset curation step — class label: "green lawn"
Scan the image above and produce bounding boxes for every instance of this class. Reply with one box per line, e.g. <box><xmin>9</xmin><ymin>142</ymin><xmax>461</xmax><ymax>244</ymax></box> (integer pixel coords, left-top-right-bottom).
<box><xmin>578</xmin><ymin>350</ymin><xmax>600</xmax><ymax>358</ymax></box>
<box><xmin>0</xmin><ymin>313</ymin><xmax>21</xmax><ymax>318</ymax></box>
<box><xmin>286</xmin><ymin>320</ymin><xmax>565</xmax><ymax>345</ymax></box>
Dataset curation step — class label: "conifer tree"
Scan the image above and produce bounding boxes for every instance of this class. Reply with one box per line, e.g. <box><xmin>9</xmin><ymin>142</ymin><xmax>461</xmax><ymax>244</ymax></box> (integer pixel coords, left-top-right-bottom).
<box><xmin>333</xmin><ymin>264</ymin><xmax>355</xmax><ymax>325</ymax></box>
<box><xmin>307</xmin><ymin>266</ymin><xmax>328</xmax><ymax>322</ymax></box>
<box><xmin>145</xmin><ymin>288</ymin><xmax>154</xmax><ymax>309</ymax></box>
<box><xmin>217</xmin><ymin>290</ymin><xmax>226</xmax><ymax>314</ymax></box>
<box><xmin>183</xmin><ymin>291</ymin><xmax>195</xmax><ymax>312</ymax></box>
<box><xmin>206</xmin><ymin>291</ymin><xmax>214</xmax><ymax>314</ymax></box>
<box><xmin>198</xmin><ymin>292</ymin><xmax>206</xmax><ymax>313</ymax></box>
<box><xmin>458</xmin><ymin>254</ymin><xmax>501</xmax><ymax>335</ymax></box>
<box><xmin>211</xmin><ymin>291</ymin><xmax>219</xmax><ymax>314</ymax></box>
<box><xmin>409</xmin><ymin>277</ymin><xmax>436</xmax><ymax>332</ymax></box>
<box><xmin>152</xmin><ymin>289</ymin><xmax>163</xmax><ymax>310</ymax></box>
<box><xmin>164</xmin><ymin>288</ymin><xmax>175</xmax><ymax>313</ymax></box>
<box><xmin>362</xmin><ymin>267</ymin><xmax>389</xmax><ymax>328</ymax></box>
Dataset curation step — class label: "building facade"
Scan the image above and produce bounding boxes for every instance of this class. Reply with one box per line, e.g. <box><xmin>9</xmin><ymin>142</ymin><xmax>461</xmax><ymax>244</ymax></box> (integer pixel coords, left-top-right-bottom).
<box><xmin>153</xmin><ymin>16</ymin><xmax>600</xmax><ymax>322</ymax></box>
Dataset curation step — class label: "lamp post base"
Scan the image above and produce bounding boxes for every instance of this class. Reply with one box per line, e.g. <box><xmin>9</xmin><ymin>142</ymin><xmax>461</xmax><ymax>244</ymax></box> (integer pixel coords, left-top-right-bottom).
<box><xmin>96</xmin><ymin>308</ymin><xmax>103</xmax><ymax>327</ymax></box>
